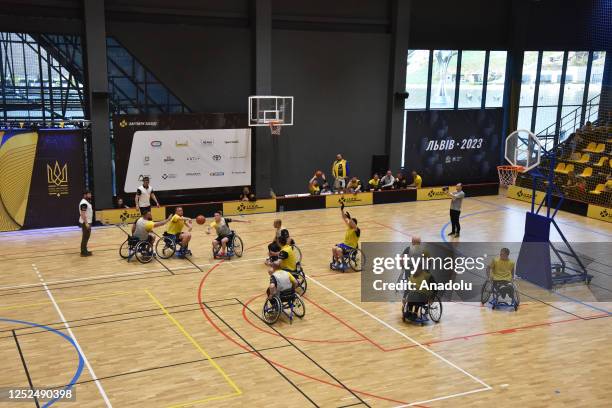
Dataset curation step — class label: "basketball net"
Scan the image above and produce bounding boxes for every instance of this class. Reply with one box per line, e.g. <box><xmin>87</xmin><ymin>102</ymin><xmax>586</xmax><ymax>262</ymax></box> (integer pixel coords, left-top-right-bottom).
<box><xmin>497</xmin><ymin>165</ymin><xmax>524</xmax><ymax>187</ymax></box>
<box><xmin>269</xmin><ymin>120</ymin><xmax>282</xmax><ymax>136</ymax></box>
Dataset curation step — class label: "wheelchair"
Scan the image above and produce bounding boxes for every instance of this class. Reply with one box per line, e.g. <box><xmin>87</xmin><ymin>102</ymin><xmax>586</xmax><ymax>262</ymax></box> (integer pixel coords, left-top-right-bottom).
<box><xmin>330</xmin><ymin>245</ymin><xmax>365</xmax><ymax>272</ymax></box>
<box><xmin>481</xmin><ymin>279</ymin><xmax>520</xmax><ymax>311</ymax></box>
<box><xmin>285</xmin><ymin>262</ymin><xmax>307</xmax><ymax>295</ymax></box>
<box><xmin>402</xmin><ymin>291</ymin><xmax>443</xmax><ymax>325</ymax></box>
<box><xmin>212</xmin><ymin>232</ymin><xmax>244</xmax><ymax>259</ymax></box>
<box><xmin>156</xmin><ymin>232</ymin><xmax>192</xmax><ymax>259</ymax></box>
<box><xmin>262</xmin><ymin>289</ymin><xmax>306</xmax><ymax>324</ymax></box>
<box><xmin>119</xmin><ymin>236</ymin><xmax>154</xmax><ymax>263</ymax></box>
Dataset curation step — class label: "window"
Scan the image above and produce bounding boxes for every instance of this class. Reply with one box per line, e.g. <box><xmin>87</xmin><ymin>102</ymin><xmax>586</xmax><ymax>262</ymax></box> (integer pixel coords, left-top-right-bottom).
<box><xmin>562</xmin><ymin>51</ymin><xmax>588</xmax><ymax>106</ymax></box>
<box><xmin>430</xmin><ymin>50</ymin><xmax>458</xmax><ymax>109</ymax></box>
<box><xmin>588</xmin><ymin>51</ymin><xmax>606</xmax><ymax>100</ymax></box>
<box><xmin>458</xmin><ymin>51</ymin><xmax>486</xmax><ymax>108</ymax></box>
<box><xmin>485</xmin><ymin>51</ymin><xmax>507</xmax><ymax>108</ymax></box>
<box><xmin>405</xmin><ymin>50</ymin><xmax>430</xmax><ymax>110</ymax></box>
<box><xmin>519</xmin><ymin>51</ymin><xmax>539</xmax><ymax>111</ymax></box>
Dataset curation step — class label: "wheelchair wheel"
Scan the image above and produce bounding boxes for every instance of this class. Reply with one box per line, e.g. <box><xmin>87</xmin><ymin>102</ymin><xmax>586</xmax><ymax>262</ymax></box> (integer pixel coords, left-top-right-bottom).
<box><xmin>262</xmin><ymin>297</ymin><xmax>281</xmax><ymax>324</ymax></box>
<box><xmin>513</xmin><ymin>284</ymin><xmax>520</xmax><ymax>310</ymax></box>
<box><xmin>481</xmin><ymin>280</ymin><xmax>493</xmax><ymax>305</ymax></box>
<box><xmin>135</xmin><ymin>241</ymin><xmax>154</xmax><ymax>263</ymax></box>
<box><xmin>119</xmin><ymin>239</ymin><xmax>130</xmax><ymax>259</ymax></box>
<box><xmin>348</xmin><ymin>248</ymin><xmax>365</xmax><ymax>272</ymax></box>
<box><xmin>156</xmin><ymin>236</ymin><xmax>176</xmax><ymax>259</ymax></box>
<box><xmin>292</xmin><ymin>294</ymin><xmax>306</xmax><ymax>318</ymax></box>
<box><xmin>293</xmin><ymin>245</ymin><xmax>302</xmax><ymax>263</ymax></box>
<box><xmin>232</xmin><ymin>235</ymin><xmax>244</xmax><ymax>257</ymax></box>
<box><xmin>428</xmin><ymin>295</ymin><xmax>443</xmax><ymax>323</ymax></box>
<box><xmin>294</xmin><ymin>269</ymin><xmax>307</xmax><ymax>295</ymax></box>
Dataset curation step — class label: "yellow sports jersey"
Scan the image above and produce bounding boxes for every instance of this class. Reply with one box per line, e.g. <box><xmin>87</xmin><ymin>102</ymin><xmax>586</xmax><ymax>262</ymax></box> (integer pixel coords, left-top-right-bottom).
<box><xmin>166</xmin><ymin>214</ymin><xmax>184</xmax><ymax>235</ymax></box>
<box><xmin>491</xmin><ymin>257</ymin><xmax>514</xmax><ymax>281</ymax></box>
<box><xmin>369</xmin><ymin>178</ymin><xmax>380</xmax><ymax>188</ymax></box>
<box><xmin>309</xmin><ymin>183</ymin><xmax>320</xmax><ymax>194</ymax></box>
<box><xmin>409</xmin><ymin>271</ymin><xmax>431</xmax><ymax>293</ymax></box>
<box><xmin>279</xmin><ymin>244</ymin><xmax>298</xmax><ymax>271</ymax></box>
<box><xmin>414</xmin><ymin>174</ymin><xmax>422</xmax><ymax>188</ymax></box>
<box><xmin>343</xmin><ymin>227</ymin><xmax>359</xmax><ymax>248</ymax></box>
<box><xmin>332</xmin><ymin>159</ymin><xmax>347</xmax><ymax>178</ymax></box>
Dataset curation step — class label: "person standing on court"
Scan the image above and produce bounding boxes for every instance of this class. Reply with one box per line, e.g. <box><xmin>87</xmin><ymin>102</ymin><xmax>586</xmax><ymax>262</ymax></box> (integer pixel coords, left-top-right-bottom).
<box><xmin>135</xmin><ymin>176</ymin><xmax>160</xmax><ymax>215</ymax></box>
<box><xmin>79</xmin><ymin>190</ymin><xmax>93</xmax><ymax>257</ymax></box>
<box><xmin>447</xmin><ymin>183</ymin><xmax>465</xmax><ymax>237</ymax></box>
<box><xmin>332</xmin><ymin>154</ymin><xmax>349</xmax><ymax>193</ymax></box>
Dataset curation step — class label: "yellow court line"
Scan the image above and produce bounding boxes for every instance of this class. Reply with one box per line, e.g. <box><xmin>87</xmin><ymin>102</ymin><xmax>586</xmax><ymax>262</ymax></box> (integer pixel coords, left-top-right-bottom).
<box><xmin>0</xmin><ymin>291</ymin><xmax>134</xmax><ymax>311</ymax></box>
<box><xmin>144</xmin><ymin>290</ymin><xmax>242</xmax><ymax>406</ymax></box>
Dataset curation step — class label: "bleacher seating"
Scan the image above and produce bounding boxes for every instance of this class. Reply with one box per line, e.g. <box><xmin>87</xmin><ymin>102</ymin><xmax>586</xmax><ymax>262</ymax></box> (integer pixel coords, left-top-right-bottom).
<box><xmin>516</xmin><ymin>121</ymin><xmax>612</xmax><ymax>208</ymax></box>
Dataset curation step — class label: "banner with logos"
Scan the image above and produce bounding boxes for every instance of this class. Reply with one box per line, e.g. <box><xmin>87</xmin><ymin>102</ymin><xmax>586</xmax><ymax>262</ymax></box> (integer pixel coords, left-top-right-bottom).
<box><xmin>96</xmin><ymin>206</ymin><xmax>166</xmax><ymax>225</ymax></box>
<box><xmin>0</xmin><ymin>129</ymin><xmax>85</xmax><ymax>231</ymax></box>
<box><xmin>587</xmin><ymin>204</ymin><xmax>612</xmax><ymax>223</ymax></box>
<box><xmin>325</xmin><ymin>192</ymin><xmax>373</xmax><ymax>208</ymax></box>
<box><xmin>113</xmin><ymin>113</ymin><xmax>250</xmax><ymax>204</ymax></box>
<box><xmin>222</xmin><ymin>199</ymin><xmax>277</xmax><ymax>216</ymax></box>
<box><xmin>123</xmin><ymin>128</ymin><xmax>251</xmax><ymax>192</ymax></box>
<box><xmin>403</xmin><ymin>109</ymin><xmax>502</xmax><ymax>186</ymax></box>
<box><xmin>416</xmin><ymin>187</ymin><xmax>451</xmax><ymax>201</ymax></box>
<box><xmin>507</xmin><ymin>185</ymin><xmax>546</xmax><ymax>204</ymax></box>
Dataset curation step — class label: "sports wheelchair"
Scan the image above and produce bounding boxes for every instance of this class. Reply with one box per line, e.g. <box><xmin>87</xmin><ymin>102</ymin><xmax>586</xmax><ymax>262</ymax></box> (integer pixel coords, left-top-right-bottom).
<box><xmin>330</xmin><ymin>245</ymin><xmax>365</xmax><ymax>272</ymax></box>
<box><xmin>212</xmin><ymin>232</ymin><xmax>244</xmax><ymax>259</ymax></box>
<box><xmin>284</xmin><ymin>262</ymin><xmax>307</xmax><ymax>295</ymax></box>
<box><xmin>262</xmin><ymin>289</ymin><xmax>306</xmax><ymax>324</ymax></box>
<box><xmin>156</xmin><ymin>232</ymin><xmax>192</xmax><ymax>259</ymax></box>
<box><xmin>402</xmin><ymin>290</ymin><xmax>443</xmax><ymax>325</ymax></box>
<box><xmin>119</xmin><ymin>236</ymin><xmax>154</xmax><ymax>263</ymax></box>
<box><xmin>481</xmin><ymin>280</ymin><xmax>520</xmax><ymax>311</ymax></box>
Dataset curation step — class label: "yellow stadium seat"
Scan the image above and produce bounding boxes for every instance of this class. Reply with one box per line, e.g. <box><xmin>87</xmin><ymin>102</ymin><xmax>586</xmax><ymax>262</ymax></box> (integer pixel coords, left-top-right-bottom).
<box><xmin>594</xmin><ymin>157</ymin><xmax>609</xmax><ymax>167</ymax></box>
<box><xmin>589</xmin><ymin>184</ymin><xmax>605</xmax><ymax>195</ymax></box>
<box><xmin>563</xmin><ymin>164</ymin><xmax>574</xmax><ymax>174</ymax></box>
<box><xmin>554</xmin><ymin>163</ymin><xmax>566</xmax><ymax>174</ymax></box>
<box><xmin>578</xmin><ymin>167</ymin><xmax>592</xmax><ymax>178</ymax></box>
<box><xmin>582</xmin><ymin>142</ymin><xmax>597</xmax><ymax>152</ymax></box>
<box><xmin>575</xmin><ymin>153</ymin><xmax>590</xmax><ymax>163</ymax></box>
<box><xmin>593</xmin><ymin>143</ymin><xmax>605</xmax><ymax>153</ymax></box>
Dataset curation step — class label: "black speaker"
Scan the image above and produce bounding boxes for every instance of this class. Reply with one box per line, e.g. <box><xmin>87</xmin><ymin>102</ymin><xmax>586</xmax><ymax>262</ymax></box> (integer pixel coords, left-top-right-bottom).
<box><xmin>371</xmin><ymin>155</ymin><xmax>389</xmax><ymax>176</ymax></box>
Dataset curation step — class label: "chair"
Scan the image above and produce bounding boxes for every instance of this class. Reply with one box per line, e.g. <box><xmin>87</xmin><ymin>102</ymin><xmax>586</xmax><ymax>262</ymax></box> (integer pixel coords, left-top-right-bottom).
<box><xmin>262</xmin><ymin>289</ymin><xmax>306</xmax><ymax>324</ymax></box>
<box><xmin>554</xmin><ymin>163</ymin><xmax>566</xmax><ymax>174</ymax></box>
<box><xmin>574</xmin><ymin>153</ymin><xmax>590</xmax><ymax>164</ymax></box>
<box><xmin>593</xmin><ymin>143</ymin><xmax>605</xmax><ymax>153</ymax></box>
<box><xmin>593</xmin><ymin>157</ymin><xmax>609</xmax><ymax>167</ymax></box>
<box><xmin>578</xmin><ymin>167</ymin><xmax>593</xmax><ymax>178</ymax></box>
<box><xmin>582</xmin><ymin>142</ymin><xmax>597</xmax><ymax>153</ymax></box>
<box><xmin>589</xmin><ymin>184</ymin><xmax>605</xmax><ymax>195</ymax></box>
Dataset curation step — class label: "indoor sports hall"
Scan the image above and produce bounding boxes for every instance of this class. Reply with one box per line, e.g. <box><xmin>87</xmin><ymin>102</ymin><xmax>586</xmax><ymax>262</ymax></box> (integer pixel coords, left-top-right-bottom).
<box><xmin>0</xmin><ymin>1</ymin><xmax>610</xmax><ymax>407</ymax></box>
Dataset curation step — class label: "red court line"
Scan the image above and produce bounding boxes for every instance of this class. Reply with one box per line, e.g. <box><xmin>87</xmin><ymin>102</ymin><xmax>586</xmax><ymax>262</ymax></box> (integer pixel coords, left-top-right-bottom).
<box><xmin>197</xmin><ymin>259</ymin><xmax>429</xmax><ymax>406</ymax></box>
<box><xmin>241</xmin><ymin>292</ymin><xmax>367</xmax><ymax>345</ymax></box>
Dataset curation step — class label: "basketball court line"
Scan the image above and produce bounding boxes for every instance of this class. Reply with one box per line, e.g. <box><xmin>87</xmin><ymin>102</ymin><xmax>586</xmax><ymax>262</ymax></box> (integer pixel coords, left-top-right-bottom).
<box><xmin>31</xmin><ymin>263</ymin><xmax>113</xmax><ymax>408</ymax></box>
<box><xmin>12</xmin><ymin>329</ymin><xmax>40</xmax><ymax>408</ymax></box>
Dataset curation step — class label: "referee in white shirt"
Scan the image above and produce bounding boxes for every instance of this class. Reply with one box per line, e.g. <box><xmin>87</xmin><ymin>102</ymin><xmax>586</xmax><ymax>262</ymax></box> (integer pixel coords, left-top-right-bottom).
<box><xmin>79</xmin><ymin>190</ymin><xmax>93</xmax><ymax>257</ymax></box>
<box><xmin>135</xmin><ymin>176</ymin><xmax>160</xmax><ymax>215</ymax></box>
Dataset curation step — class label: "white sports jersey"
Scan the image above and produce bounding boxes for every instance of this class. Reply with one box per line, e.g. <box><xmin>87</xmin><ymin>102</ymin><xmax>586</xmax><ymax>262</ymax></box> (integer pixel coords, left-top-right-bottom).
<box><xmin>136</xmin><ymin>185</ymin><xmax>153</xmax><ymax>207</ymax></box>
<box><xmin>79</xmin><ymin>198</ymin><xmax>93</xmax><ymax>224</ymax></box>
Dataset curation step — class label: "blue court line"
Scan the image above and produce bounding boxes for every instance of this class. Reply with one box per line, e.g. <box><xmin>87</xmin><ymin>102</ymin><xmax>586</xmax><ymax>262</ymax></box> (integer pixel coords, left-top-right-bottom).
<box><xmin>439</xmin><ymin>207</ymin><xmax>612</xmax><ymax>315</ymax></box>
<box><xmin>0</xmin><ymin>318</ymin><xmax>84</xmax><ymax>408</ymax></box>
<box><xmin>470</xmin><ymin>197</ymin><xmax>612</xmax><ymax>238</ymax></box>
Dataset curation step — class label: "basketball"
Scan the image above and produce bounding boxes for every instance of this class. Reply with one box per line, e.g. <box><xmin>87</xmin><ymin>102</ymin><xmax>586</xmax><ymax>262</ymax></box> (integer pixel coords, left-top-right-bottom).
<box><xmin>316</xmin><ymin>170</ymin><xmax>323</xmax><ymax>177</ymax></box>
<box><xmin>196</xmin><ymin>215</ymin><xmax>206</xmax><ymax>225</ymax></box>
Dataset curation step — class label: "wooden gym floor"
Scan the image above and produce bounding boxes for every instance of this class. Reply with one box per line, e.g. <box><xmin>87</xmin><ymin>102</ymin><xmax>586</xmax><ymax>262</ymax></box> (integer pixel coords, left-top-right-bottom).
<box><xmin>0</xmin><ymin>194</ymin><xmax>610</xmax><ymax>408</ymax></box>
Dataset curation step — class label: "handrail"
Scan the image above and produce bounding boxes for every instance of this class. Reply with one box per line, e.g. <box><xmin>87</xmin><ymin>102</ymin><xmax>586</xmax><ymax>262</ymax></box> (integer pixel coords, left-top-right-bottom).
<box><xmin>536</xmin><ymin>94</ymin><xmax>600</xmax><ymax>138</ymax></box>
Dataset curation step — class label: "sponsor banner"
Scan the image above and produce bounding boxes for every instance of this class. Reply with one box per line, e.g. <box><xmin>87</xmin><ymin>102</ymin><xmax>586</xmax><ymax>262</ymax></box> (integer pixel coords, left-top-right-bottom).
<box><xmin>123</xmin><ymin>128</ymin><xmax>251</xmax><ymax>192</ymax></box>
<box><xmin>222</xmin><ymin>199</ymin><xmax>277</xmax><ymax>216</ymax></box>
<box><xmin>325</xmin><ymin>192</ymin><xmax>373</xmax><ymax>208</ymax></box>
<box><xmin>417</xmin><ymin>187</ymin><xmax>449</xmax><ymax>201</ymax></box>
<box><xmin>96</xmin><ymin>206</ymin><xmax>166</xmax><ymax>225</ymax></box>
<box><xmin>404</xmin><ymin>109</ymin><xmax>503</xmax><ymax>185</ymax></box>
<box><xmin>587</xmin><ymin>204</ymin><xmax>612</xmax><ymax>223</ymax></box>
<box><xmin>507</xmin><ymin>185</ymin><xmax>546</xmax><ymax>204</ymax></box>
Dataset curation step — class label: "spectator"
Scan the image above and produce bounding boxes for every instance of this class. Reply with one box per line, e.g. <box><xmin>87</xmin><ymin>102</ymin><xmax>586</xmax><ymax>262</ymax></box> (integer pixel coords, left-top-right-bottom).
<box><xmin>309</xmin><ymin>179</ymin><xmax>321</xmax><ymax>195</ymax></box>
<box><xmin>346</xmin><ymin>177</ymin><xmax>362</xmax><ymax>193</ymax></box>
<box><xmin>240</xmin><ymin>186</ymin><xmax>256</xmax><ymax>201</ymax></box>
<box><xmin>135</xmin><ymin>176</ymin><xmax>160</xmax><ymax>215</ymax></box>
<box><xmin>394</xmin><ymin>172</ymin><xmax>408</xmax><ymax>189</ymax></box>
<box><xmin>309</xmin><ymin>170</ymin><xmax>327</xmax><ymax>191</ymax></box>
<box><xmin>380</xmin><ymin>170</ymin><xmax>395</xmax><ymax>190</ymax></box>
<box><xmin>115</xmin><ymin>196</ymin><xmax>129</xmax><ymax>209</ymax></box>
<box><xmin>332</xmin><ymin>154</ymin><xmax>349</xmax><ymax>192</ymax></box>
<box><xmin>320</xmin><ymin>182</ymin><xmax>332</xmax><ymax>194</ymax></box>
<box><xmin>368</xmin><ymin>173</ymin><xmax>381</xmax><ymax>191</ymax></box>
<box><xmin>408</xmin><ymin>170</ymin><xmax>423</xmax><ymax>188</ymax></box>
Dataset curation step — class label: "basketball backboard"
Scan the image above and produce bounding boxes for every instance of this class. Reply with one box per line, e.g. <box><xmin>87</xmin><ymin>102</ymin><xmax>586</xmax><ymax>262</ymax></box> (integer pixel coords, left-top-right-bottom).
<box><xmin>248</xmin><ymin>96</ymin><xmax>293</xmax><ymax>127</ymax></box>
<box><xmin>504</xmin><ymin>129</ymin><xmax>542</xmax><ymax>172</ymax></box>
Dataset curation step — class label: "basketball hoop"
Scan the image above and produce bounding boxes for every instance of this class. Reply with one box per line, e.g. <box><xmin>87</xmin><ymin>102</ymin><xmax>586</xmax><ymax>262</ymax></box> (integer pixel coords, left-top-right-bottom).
<box><xmin>269</xmin><ymin>120</ymin><xmax>283</xmax><ymax>136</ymax></box>
<box><xmin>497</xmin><ymin>165</ymin><xmax>524</xmax><ymax>187</ymax></box>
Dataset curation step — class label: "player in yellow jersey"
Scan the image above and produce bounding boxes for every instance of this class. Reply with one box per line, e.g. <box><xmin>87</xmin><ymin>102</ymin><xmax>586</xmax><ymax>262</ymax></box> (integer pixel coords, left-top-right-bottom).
<box><xmin>164</xmin><ymin>207</ymin><xmax>193</xmax><ymax>256</ymax></box>
<box><xmin>486</xmin><ymin>248</ymin><xmax>516</xmax><ymax>300</ymax></box>
<box><xmin>269</xmin><ymin>234</ymin><xmax>299</xmax><ymax>273</ymax></box>
<box><xmin>409</xmin><ymin>170</ymin><xmax>422</xmax><ymax>188</ymax></box>
<box><xmin>332</xmin><ymin>203</ymin><xmax>360</xmax><ymax>270</ymax></box>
